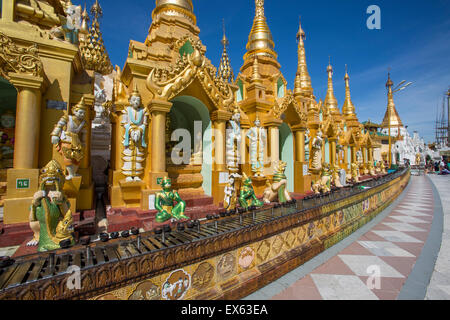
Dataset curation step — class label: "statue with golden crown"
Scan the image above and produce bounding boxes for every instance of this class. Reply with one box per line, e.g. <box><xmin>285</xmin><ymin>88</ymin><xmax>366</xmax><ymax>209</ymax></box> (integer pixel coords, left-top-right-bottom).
<box><xmin>310</xmin><ymin>129</ymin><xmax>324</xmax><ymax>172</ymax></box>
<box><xmin>27</xmin><ymin>160</ymin><xmax>74</xmax><ymax>252</ymax></box>
<box><xmin>121</xmin><ymin>85</ymin><xmax>150</xmax><ymax>182</ymax></box>
<box><xmin>154</xmin><ymin>176</ymin><xmax>189</xmax><ymax>223</ymax></box>
<box><xmin>246</xmin><ymin>116</ymin><xmax>266</xmax><ymax>177</ymax></box>
<box><xmin>226</xmin><ymin>107</ymin><xmax>242</xmax><ymax>173</ymax></box>
<box><xmin>51</xmin><ymin>98</ymin><xmax>87</xmax><ymax>180</ymax></box>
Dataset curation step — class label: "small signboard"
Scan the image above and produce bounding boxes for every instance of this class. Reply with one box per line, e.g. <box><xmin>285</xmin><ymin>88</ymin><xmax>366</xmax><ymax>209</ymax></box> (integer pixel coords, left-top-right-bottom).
<box><xmin>47</xmin><ymin>100</ymin><xmax>67</xmax><ymax>110</ymax></box>
<box><xmin>148</xmin><ymin>194</ymin><xmax>155</xmax><ymax>210</ymax></box>
<box><xmin>219</xmin><ymin>172</ymin><xmax>229</xmax><ymax>184</ymax></box>
<box><xmin>303</xmin><ymin>164</ymin><xmax>310</xmax><ymax>176</ymax></box>
<box><xmin>16</xmin><ymin>178</ymin><xmax>30</xmax><ymax>189</ymax></box>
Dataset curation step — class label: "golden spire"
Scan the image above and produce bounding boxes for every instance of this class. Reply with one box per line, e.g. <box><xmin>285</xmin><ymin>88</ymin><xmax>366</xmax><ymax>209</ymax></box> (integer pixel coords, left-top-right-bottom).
<box><xmin>294</xmin><ymin>17</ymin><xmax>313</xmax><ymax>97</ymax></box>
<box><xmin>218</xmin><ymin>20</ymin><xmax>234</xmax><ymax>83</ymax></box>
<box><xmin>244</xmin><ymin>0</ymin><xmax>277</xmax><ymax>61</ymax></box>
<box><xmin>342</xmin><ymin>65</ymin><xmax>357</xmax><ymax>117</ymax></box>
<box><xmin>79</xmin><ymin>0</ymin><xmax>113</xmax><ymax>75</ymax></box>
<box><xmin>324</xmin><ymin>59</ymin><xmax>340</xmax><ymax>115</ymax></box>
<box><xmin>381</xmin><ymin>73</ymin><xmax>403</xmax><ymax>128</ymax></box>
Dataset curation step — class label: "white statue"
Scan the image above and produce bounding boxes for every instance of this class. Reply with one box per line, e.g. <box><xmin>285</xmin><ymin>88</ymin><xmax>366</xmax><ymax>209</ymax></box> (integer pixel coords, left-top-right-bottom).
<box><xmin>304</xmin><ymin>129</ymin><xmax>311</xmax><ymax>162</ymax></box>
<box><xmin>226</xmin><ymin>107</ymin><xmax>242</xmax><ymax>172</ymax></box>
<box><xmin>246</xmin><ymin>116</ymin><xmax>266</xmax><ymax>177</ymax></box>
<box><xmin>191</xmin><ymin>130</ymin><xmax>203</xmax><ymax>165</ymax></box>
<box><xmin>310</xmin><ymin>129</ymin><xmax>323</xmax><ymax>171</ymax></box>
<box><xmin>51</xmin><ymin>98</ymin><xmax>87</xmax><ymax>180</ymax></box>
<box><xmin>121</xmin><ymin>86</ymin><xmax>150</xmax><ymax>182</ymax></box>
<box><xmin>223</xmin><ymin>174</ymin><xmax>237</xmax><ymax>210</ymax></box>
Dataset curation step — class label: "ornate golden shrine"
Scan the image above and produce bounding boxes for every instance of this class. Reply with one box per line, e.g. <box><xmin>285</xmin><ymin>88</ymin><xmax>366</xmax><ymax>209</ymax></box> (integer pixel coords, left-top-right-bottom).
<box><xmin>0</xmin><ymin>0</ymin><xmax>380</xmax><ymax>226</ymax></box>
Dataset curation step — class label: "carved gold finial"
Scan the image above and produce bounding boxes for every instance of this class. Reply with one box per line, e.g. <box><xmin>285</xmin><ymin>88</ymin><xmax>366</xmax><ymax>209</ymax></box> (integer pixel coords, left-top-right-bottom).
<box><xmin>294</xmin><ymin>16</ymin><xmax>313</xmax><ymax>97</ymax></box>
<box><xmin>79</xmin><ymin>0</ymin><xmax>112</xmax><ymax>75</ymax></box>
<box><xmin>218</xmin><ymin>19</ymin><xmax>234</xmax><ymax>83</ymax></box>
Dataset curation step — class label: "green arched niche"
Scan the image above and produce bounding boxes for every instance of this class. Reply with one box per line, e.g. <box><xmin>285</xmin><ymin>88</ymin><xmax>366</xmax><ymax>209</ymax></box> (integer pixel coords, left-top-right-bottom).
<box><xmin>0</xmin><ymin>77</ymin><xmax>17</xmax><ymax>114</ymax></box>
<box><xmin>279</xmin><ymin>123</ymin><xmax>294</xmax><ymax>192</ymax></box>
<box><xmin>170</xmin><ymin>96</ymin><xmax>212</xmax><ymax>196</ymax></box>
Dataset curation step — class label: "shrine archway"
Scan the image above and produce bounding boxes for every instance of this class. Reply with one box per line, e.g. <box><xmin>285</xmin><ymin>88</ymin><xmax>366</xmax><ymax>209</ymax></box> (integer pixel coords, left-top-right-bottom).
<box><xmin>279</xmin><ymin>123</ymin><xmax>294</xmax><ymax>192</ymax></box>
<box><xmin>169</xmin><ymin>95</ymin><xmax>212</xmax><ymax>196</ymax></box>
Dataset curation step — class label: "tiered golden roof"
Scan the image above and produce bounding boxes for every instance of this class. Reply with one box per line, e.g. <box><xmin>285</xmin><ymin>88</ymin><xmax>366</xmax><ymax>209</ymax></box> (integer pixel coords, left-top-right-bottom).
<box><xmin>79</xmin><ymin>0</ymin><xmax>113</xmax><ymax>75</ymax></box>
<box><xmin>381</xmin><ymin>73</ymin><xmax>403</xmax><ymax>128</ymax></box>
<box><xmin>324</xmin><ymin>61</ymin><xmax>340</xmax><ymax>116</ymax></box>
<box><xmin>244</xmin><ymin>0</ymin><xmax>277</xmax><ymax>61</ymax></box>
<box><xmin>153</xmin><ymin>0</ymin><xmax>196</xmax><ymax>24</ymax></box>
<box><xmin>217</xmin><ymin>23</ymin><xmax>234</xmax><ymax>83</ymax></box>
<box><xmin>294</xmin><ymin>18</ymin><xmax>313</xmax><ymax>98</ymax></box>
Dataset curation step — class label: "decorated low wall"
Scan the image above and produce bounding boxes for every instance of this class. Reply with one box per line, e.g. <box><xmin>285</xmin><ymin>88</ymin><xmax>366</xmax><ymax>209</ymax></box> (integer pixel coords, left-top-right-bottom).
<box><xmin>92</xmin><ymin>170</ymin><xmax>410</xmax><ymax>301</ymax></box>
<box><xmin>0</xmin><ymin>169</ymin><xmax>409</xmax><ymax>300</ymax></box>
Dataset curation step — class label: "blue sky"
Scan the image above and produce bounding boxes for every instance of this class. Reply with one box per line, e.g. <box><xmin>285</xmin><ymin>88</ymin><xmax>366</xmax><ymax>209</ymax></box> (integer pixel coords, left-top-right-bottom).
<box><xmin>91</xmin><ymin>0</ymin><xmax>450</xmax><ymax>143</ymax></box>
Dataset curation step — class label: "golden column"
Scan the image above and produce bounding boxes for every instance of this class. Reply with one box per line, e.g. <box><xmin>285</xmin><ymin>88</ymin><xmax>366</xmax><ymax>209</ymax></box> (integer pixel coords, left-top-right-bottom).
<box><xmin>329</xmin><ymin>137</ymin><xmax>337</xmax><ymax>168</ymax></box>
<box><xmin>9</xmin><ymin>73</ymin><xmax>45</xmax><ymax>169</ymax></box>
<box><xmin>79</xmin><ymin>96</ymin><xmax>95</xmax><ymax>170</ymax></box>
<box><xmin>211</xmin><ymin>110</ymin><xmax>230</xmax><ymax>172</ymax></box>
<box><xmin>266</xmin><ymin>120</ymin><xmax>282</xmax><ymax>170</ymax></box>
<box><xmin>149</xmin><ymin>99</ymin><xmax>172</xmax><ymax>189</ymax></box>
<box><xmin>294</xmin><ymin>129</ymin><xmax>306</xmax><ymax>162</ymax></box>
<box><xmin>4</xmin><ymin>73</ymin><xmax>46</xmax><ymax>224</ymax></box>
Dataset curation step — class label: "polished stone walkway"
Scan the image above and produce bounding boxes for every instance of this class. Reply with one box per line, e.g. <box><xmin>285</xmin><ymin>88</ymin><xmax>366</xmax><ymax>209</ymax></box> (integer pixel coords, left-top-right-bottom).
<box><xmin>426</xmin><ymin>175</ymin><xmax>450</xmax><ymax>299</ymax></box>
<box><xmin>245</xmin><ymin>175</ymin><xmax>443</xmax><ymax>300</ymax></box>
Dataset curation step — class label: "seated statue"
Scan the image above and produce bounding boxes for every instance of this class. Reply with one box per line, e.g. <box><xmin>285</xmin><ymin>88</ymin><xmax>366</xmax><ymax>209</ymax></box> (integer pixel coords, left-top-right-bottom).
<box><xmin>375</xmin><ymin>161</ymin><xmax>382</xmax><ymax>174</ymax></box>
<box><xmin>332</xmin><ymin>164</ymin><xmax>343</xmax><ymax>188</ymax></box>
<box><xmin>380</xmin><ymin>161</ymin><xmax>387</xmax><ymax>174</ymax></box>
<box><xmin>263</xmin><ymin>161</ymin><xmax>292</xmax><ymax>204</ymax></box>
<box><xmin>154</xmin><ymin>177</ymin><xmax>189</xmax><ymax>223</ymax></box>
<box><xmin>239</xmin><ymin>173</ymin><xmax>264</xmax><ymax>209</ymax></box>
<box><xmin>312</xmin><ymin>163</ymin><xmax>332</xmax><ymax>194</ymax></box>
<box><xmin>350</xmin><ymin>162</ymin><xmax>360</xmax><ymax>183</ymax></box>
<box><xmin>27</xmin><ymin>160</ymin><xmax>75</xmax><ymax>252</ymax></box>
<box><xmin>369</xmin><ymin>162</ymin><xmax>377</xmax><ymax>176</ymax></box>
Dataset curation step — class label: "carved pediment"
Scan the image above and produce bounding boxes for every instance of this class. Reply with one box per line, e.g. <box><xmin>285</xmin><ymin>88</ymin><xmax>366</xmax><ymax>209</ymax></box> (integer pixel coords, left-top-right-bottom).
<box><xmin>0</xmin><ymin>32</ymin><xmax>44</xmax><ymax>80</ymax></box>
<box><xmin>146</xmin><ymin>43</ymin><xmax>235</xmax><ymax>112</ymax></box>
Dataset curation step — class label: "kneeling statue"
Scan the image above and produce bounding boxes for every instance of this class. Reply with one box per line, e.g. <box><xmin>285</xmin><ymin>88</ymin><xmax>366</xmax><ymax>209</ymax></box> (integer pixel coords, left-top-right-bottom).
<box><xmin>239</xmin><ymin>173</ymin><xmax>264</xmax><ymax>209</ymax></box>
<box><xmin>263</xmin><ymin>161</ymin><xmax>292</xmax><ymax>204</ymax></box>
<box><xmin>27</xmin><ymin>160</ymin><xmax>75</xmax><ymax>252</ymax></box>
<box><xmin>155</xmin><ymin>177</ymin><xmax>189</xmax><ymax>223</ymax></box>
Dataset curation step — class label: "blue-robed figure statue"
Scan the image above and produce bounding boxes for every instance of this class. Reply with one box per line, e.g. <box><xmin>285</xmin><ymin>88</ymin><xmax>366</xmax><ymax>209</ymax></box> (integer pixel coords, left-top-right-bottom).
<box><xmin>121</xmin><ymin>85</ymin><xmax>149</xmax><ymax>182</ymax></box>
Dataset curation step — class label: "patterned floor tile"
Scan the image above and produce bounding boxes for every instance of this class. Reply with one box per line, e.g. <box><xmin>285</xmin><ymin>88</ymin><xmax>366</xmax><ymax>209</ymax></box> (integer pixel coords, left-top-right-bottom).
<box><xmin>372</xmin><ymin>230</ymin><xmax>422</xmax><ymax>243</ymax></box>
<box><xmin>272</xmin><ymin>275</ymin><xmax>323</xmax><ymax>300</ymax></box>
<box><xmin>390</xmin><ymin>215</ymin><xmax>428</xmax><ymax>224</ymax></box>
<box><xmin>338</xmin><ymin>255</ymin><xmax>405</xmax><ymax>278</ymax></box>
<box><xmin>310</xmin><ymin>256</ymin><xmax>355</xmax><ymax>275</ymax></box>
<box><xmin>380</xmin><ymin>256</ymin><xmax>417</xmax><ymax>277</ymax></box>
<box><xmin>393</xmin><ymin>209</ymin><xmax>430</xmax><ymax>217</ymax></box>
<box><xmin>382</xmin><ymin>222</ymin><xmax>426</xmax><ymax>232</ymax></box>
<box><xmin>311</xmin><ymin>274</ymin><xmax>378</xmax><ymax>300</ymax></box>
<box><xmin>358</xmin><ymin>241</ymin><xmax>415</xmax><ymax>257</ymax></box>
<box><xmin>339</xmin><ymin>242</ymin><xmax>374</xmax><ymax>255</ymax></box>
